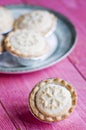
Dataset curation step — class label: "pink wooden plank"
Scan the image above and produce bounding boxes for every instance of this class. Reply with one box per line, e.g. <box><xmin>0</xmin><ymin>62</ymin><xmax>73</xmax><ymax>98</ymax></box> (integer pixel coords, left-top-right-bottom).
<box><xmin>58</xmin><ymin>0</ymin><xmax>86</xmax><ymax>79</ymax></box>
<box><xmin>0</xmin><ymin>59</ymin><xmax>86</xmax><ymax>130</ymax></box>
<box><xmin>0</xmin><ymin>103</ymin><xmax>16</xmax><ymax>130</ymax></box>
<box><xmin>0</xmin><ymin>0</ymin><xmax>21</xmax><ymax>5</ymax></box>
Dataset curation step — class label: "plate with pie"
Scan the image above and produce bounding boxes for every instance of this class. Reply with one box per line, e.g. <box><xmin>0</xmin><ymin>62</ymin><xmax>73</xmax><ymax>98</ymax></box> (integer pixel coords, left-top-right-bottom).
<box><xmin>0</xmin><ymin>5</ymin><xmax>77</xmax><ymax>74</ymax></box>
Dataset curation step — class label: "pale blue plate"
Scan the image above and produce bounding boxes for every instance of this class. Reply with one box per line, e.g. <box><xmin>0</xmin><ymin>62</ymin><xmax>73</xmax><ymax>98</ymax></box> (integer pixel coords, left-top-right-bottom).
<box><xmin>0</xmin><ymin>5</ymin><xmax>77</xmax><ymax>74</ymax></box>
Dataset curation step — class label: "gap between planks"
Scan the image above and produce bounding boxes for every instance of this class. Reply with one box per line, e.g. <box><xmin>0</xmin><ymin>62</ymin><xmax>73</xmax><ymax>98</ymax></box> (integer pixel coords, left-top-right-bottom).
<box><xmin>68</xmin><ymin>57</ymin><xmax>86</xmax><ymax>81</ymax></box>
<box><xmin>0</xmin><ymin>101</ymin><xmax>21</xmax><ymax>130</ymax></box>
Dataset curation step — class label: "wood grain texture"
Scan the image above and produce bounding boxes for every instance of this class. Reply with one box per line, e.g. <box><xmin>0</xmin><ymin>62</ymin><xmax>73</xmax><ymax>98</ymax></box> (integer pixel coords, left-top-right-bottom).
<box><xmin>0</xmin><ymin>103</ymin><xmax>16</xmax><ymax>130</ymax></box>
<box><xmin>59</xmin><ymin>0</ymin><xmax>86</xmax><ymax>79</ymax></box>
<box><xmin>0</xmin><ymin>0</ymin><xmax>86</xmax><ymax>130</ymax></box>
<box><xmin>0</xmin><ymin>59</ymin><xmax>86</xmax><ymax>130</ymax></box>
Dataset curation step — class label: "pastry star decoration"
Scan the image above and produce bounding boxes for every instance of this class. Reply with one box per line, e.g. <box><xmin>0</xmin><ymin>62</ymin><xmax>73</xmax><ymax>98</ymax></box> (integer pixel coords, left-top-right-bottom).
<box><xmin>40</xmin><ymin>86</ymin><xmax>66</xmax><ymax>109</ymax></box>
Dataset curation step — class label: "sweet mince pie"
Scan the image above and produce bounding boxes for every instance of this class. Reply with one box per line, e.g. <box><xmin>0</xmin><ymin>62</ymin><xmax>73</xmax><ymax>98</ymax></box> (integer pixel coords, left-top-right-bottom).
<box><xmin>0</xmin><ymin>6</ymin><xmax>14</xmax><ymax>34</ymax></box>
<box><xmin>5</xmin><ymin>29</ymin><xmax>50</xmax><ymax>66</ymax></box>
<box><xmin>14</xmin><ymin>10</ymin><xmax>57</xmax><ymax>36</ymax></box>
<box><xmin>29</xmin><ymin>78</ymin><xmax>77</xmax><ymax>122</ymax></box>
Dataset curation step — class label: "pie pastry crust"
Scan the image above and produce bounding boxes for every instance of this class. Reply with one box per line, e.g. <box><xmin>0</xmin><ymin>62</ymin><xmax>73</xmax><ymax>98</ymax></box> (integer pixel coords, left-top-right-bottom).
<box><xmin>0</xmin><ymin>35</ymin><xmax>5</xmax><ymax>53</ymax></box>
<box><xmin>29</xmin><ymin>78</ymin><xmax>77</xmax><ymax>122</ymax></box>
<box><xmin>14</xmin><ymin>10</ymin><xmax>57</xmax><ymax>36</ymax></box>
<box><xmin>5</xmin><ymin>29</ymin><xmax>50</xmax><ymax>58</ymax></box>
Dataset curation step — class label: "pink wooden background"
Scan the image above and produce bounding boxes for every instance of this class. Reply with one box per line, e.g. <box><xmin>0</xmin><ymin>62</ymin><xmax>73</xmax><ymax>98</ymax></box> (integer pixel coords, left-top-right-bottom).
<box><xmin>0</xmin><ymin>0</ymin><xmax>86</xmax><ymax>130</ymax></box>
